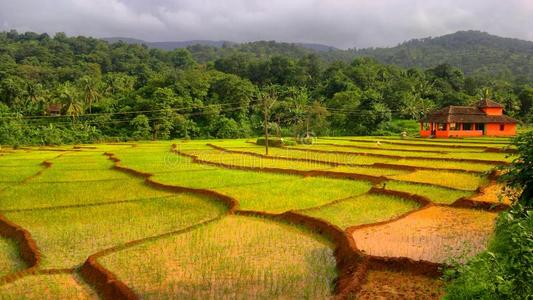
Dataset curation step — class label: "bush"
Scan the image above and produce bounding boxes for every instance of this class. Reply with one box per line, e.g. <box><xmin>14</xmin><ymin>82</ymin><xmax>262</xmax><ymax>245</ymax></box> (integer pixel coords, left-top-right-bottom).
<box><xmin>445</xmin><ymin>131</ymin><xmax>533</xmax><ymax>299</ymax></box>
<box><xmin>283</xmin><ymin>139</ymin><xmax>297</xmax><ymax>146</ymax></box>
<box><xmin>212</xmin><ymin>117</ymin><xmax>249</xmax><ymax>139</ymax></box>
<box><xmin>500</xmin><ymin>131</ymin><xmax>533</xmax><ymax>206</ymax></box>
<box><xmin>444</xmin><ymin>206</ymin><xmax>533</xmax><ymax>299</ymax></box>
<box><xmin>0</xmin><ymin>119</ymin><xmax>102</xmax><ymax>146</ymax></box>
<box><xmin>375</xmin><ymin>119</ymin><xmax>419</xmax><ymax>136</ymax></box>
<box><xmin>256</xmin><ymin>137</ymin><xmax>284</xmax><ymax>147</ymax></box>
<box><xmin>130</xmin><ymin>114</ymin><xmax>151</xmax><ymax>140</ymax></box>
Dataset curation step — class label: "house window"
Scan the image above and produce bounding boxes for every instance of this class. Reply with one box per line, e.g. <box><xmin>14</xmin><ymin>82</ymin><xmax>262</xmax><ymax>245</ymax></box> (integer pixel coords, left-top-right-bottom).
<box><xmin>476</xmin><ymin>123</ymin><xmax>485</xmax><ymax>132</ymax></box>
<box><xmin>463</xmin><ymin>123</ymin><xmax>473</xmax><ymax>131</ymax></box>
<box><xmin>449</xmin><ymin>123</ymin><xmax>457</xmax><ymax>130</ymax></box>
<box><xmin>500</xmin><ymin>124</ymin><xmax>505</xmax><ymax>131</ymax></box>
<box><xmin>438</xmin><ymin>123</ymin><xmax>447</xmax><ymax>130</ymax></box>
<box><xmin>422</xmin><ymin>123</ymin><xmax>430</xmax><ymax>130</ymax></box>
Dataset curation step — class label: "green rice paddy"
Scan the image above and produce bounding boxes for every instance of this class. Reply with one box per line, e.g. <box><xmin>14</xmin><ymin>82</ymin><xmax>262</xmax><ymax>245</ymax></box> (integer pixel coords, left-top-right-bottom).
<box><xmin>381</xmin><ymin>181</ymin><xmax>473</xmax><ymax>204</ymax></box>
<box><xmin>300</xmin><ymin>193</ymin><xmax>420</xmax><ymax>229</ymax></box>
<box><xmin>0</xmin><ymin>136</ymin><xmax>513</xmax><ymax>298</ymax></box>
<box><xmin>0</xmin><ymin>274</ymin><xmax>96</xmax><ymax>299</ymax></box>
<box><xmin>0</xmin><ymin>238</ymin><xmax>24</xmax><ymax>276</ymax></box>
<box><xmin>99</xmin><ymin>215</ymin><xmax>336</xmax><ymax>299</ymax></box>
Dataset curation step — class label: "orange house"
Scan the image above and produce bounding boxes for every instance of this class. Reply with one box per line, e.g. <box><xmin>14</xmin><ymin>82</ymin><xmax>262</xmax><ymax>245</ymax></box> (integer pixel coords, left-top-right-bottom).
<box><xmin>420</xmin><ymin>99</ymin><xmax>518</xmax><ymax>138</ymax></box>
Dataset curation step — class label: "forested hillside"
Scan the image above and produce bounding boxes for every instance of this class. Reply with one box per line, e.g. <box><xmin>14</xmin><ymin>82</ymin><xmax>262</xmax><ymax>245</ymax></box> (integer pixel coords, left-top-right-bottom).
<box><xmin>352</xmin><ymin>31</ymin><xmax>533</xmax><ymax>82</ymax></box>
<box><xmin>107</xmin><ymin>31</ymin><xmax>533</xmax><ymax>82</ymax></box>
<box><xmin>186</xmin><ymin>31</ymin><xmax>533</xmax><ymax>82</ymax></box>
<box><xmin>0</xmin><ymin>30</ymin><xmax>532</xmax><ymax>145</ymax></box>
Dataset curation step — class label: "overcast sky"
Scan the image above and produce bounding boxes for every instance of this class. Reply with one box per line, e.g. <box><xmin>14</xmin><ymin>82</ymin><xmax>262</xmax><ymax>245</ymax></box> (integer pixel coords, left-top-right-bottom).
<box><xmin>1</xmin><ymin>0</ymin><xmax>532</xmax><ymax>49</ymax></box>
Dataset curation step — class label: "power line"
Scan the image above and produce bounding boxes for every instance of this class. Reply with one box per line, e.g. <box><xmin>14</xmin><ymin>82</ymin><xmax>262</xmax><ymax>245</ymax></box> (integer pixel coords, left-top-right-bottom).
<box><xmin>2</xmin><ymin>103</ymin><xmax>410</xmax><ymax>124</ymax></box>
<box><xmin>5</xmin><ymin>105</ymin><xmax>262</xmax><ymax>128</ymax></box>
<box><xmin>0</xmin><ymin>100</ymin><xmax>261</xmax><ymax>121</ymax></box>
<box><xmin>0</xmin><ymin>95</ymin><xmax>424</xmax><ymax>122</ymax></box>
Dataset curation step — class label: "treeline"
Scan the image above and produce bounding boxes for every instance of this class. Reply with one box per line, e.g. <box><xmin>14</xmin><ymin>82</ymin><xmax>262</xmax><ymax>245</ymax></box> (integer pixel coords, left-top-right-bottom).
<box><xmin>352</xmin><ymin>31</ymin><xmax>533</xmax><ymax>82</ymax></box>
<box><xmin>0</xmin><ymin>30</ymin><xmax>532</xmax><ymax>145</ymax></box>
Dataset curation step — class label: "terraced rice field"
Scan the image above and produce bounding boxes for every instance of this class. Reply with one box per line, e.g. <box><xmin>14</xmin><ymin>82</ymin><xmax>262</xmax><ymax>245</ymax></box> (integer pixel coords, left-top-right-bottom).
<box><xmin>0</xmin><ymin>238</ymin><xmax>23</xmax><ymax>276</ymax></box>
<box><xmin>351</xmin><ymin>206</ymin><xmax>499</xmax><ymax>263</ymax></box>
<box><xmin>100</xmin><ymin>216</ymin><xmax>336</xmax><ymax>299</ymax></box>
<box><xmin>0</xmin><ymin>136</ymin><xmax>513</xmax><ymax>299</ymax></box>
<box><xmin>0</xmin><ymin>273</ymin><xmax>97</xmax><ymax>299</ymax></box>
<box><xmin>299</xmin><ymin>193</ymin><xmax>420</xmax><ymax>229</ymax></box>
<box><xmin>356</xmin><ymin>269</ymin><xmax>445</xmax><ymax>299</ymax></box>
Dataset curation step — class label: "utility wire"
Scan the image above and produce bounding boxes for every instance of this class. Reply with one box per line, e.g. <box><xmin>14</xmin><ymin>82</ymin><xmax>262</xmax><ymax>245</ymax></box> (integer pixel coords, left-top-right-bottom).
<box><xmin>2</xmin><ymin>102</ymin><xmax>410</xmax><ymax>123</ymax></box>
<box><xmin>0</xmin><ymin>100</ymin><xmax>262</xmax><ymax>120</ymax></box>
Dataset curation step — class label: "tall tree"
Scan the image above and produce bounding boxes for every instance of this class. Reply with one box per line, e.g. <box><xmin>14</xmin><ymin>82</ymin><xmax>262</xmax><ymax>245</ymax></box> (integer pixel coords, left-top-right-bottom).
<box><xmin>59</xmin><ymin>83</ymin><xmax>83</xmax><ymax>120</ymax></box>
<box><xmin>79</xmin><ymin>76</ymin><xmax>100</xmax><ymax>113</ymax></box>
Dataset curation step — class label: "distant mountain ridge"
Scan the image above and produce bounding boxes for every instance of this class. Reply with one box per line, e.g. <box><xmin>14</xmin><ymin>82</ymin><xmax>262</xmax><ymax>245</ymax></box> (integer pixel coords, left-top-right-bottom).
<box><xmin>103</xmin><ymin>30</ymin><xmax>533</xmax><ymax>80</ymax></box>
<box><xmin>101</xmin><ymin>37</ymin><xmax>338</xmax><ymax>52</ymax></box>
<box><xmin>102</xmin><ymin>37</ymin><xmax>234</xmax><ymax>49</ymax></box>
<box><xmin>350</xmin><ymin>31</ymin><xmax>533</xmax><ymax>79</ymax></box>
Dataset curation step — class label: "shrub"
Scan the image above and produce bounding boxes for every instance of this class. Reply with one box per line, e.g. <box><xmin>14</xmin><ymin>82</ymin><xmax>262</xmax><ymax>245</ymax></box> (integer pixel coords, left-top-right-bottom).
<box><xmin>212</xmin><ymin>117</ymin><xmax>248</xmax><ymax>139</ymax></box>
<box><xmin>283</xmin><ymin>139</ymin><xmax>297</xmax><ymax>146</ymax></box>
<box><xmin>130</xmin><ymin>114</ymin><xmax>151</xmax><ymax>140</ymax></box>
<box><xmin>375</xmin><ymin>119</ymin><xmax>419</xmax><ymax>136</ymax></box>
<box><xmin>256</xmin><ymin>137</ymin><xmax>283</xmax><ymax>147</ymax></box>
<box><xmin>500</xmin><ymin>131</ymin><xmax>533</xmax><ymax>206</ymax></box>
<box><xmin>444</xmin><ymin>206</ymin><xmax>533</xmax><ymax>299</ymax></box>
<box><xmin>445</xmin><ymin>131</ymin><xmax>533</xmax><ymax>299</ymax></box>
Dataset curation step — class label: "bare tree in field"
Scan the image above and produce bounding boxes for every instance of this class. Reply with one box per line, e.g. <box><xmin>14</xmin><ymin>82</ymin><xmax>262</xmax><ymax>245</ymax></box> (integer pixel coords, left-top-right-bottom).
<box><xmin>260</xmin><ymin>86</ymin><xmax>278</xmax><ymax>155</ymax></box>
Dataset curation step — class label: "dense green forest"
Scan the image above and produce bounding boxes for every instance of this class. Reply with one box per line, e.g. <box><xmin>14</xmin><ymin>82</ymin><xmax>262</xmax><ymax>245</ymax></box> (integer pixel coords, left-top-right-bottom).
<box><xmin>115</xmin><ymin>31</ymin><xmax>533</xmax><ymax>82</ymax></box>
<box><xmin>0</xmin><ymin>30</ymin><xmax>532</xmax><ymax>145</ymax></box>
<box><xmin>352</xmin><ymin>31</ymin><xmax>533</xmax><ymax>83</ymax></box>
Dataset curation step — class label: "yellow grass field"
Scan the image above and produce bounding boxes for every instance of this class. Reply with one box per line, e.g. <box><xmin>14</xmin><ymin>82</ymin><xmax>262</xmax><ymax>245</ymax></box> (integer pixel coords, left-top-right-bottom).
<box><xmin>0</xmin><ymin>136</ymin><xmax>512</xmax><ymax>299</ymax></box>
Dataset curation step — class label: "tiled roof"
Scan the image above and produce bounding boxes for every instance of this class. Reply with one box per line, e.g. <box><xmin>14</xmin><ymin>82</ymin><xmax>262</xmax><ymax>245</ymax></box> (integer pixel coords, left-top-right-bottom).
<box><xmin>476</xmin><ymin>99</ymin><xmax>504</xmax><ymax>108</ymax></box>
<box><xmin>421</xmin><ymin>105</ymin><xmax>518</xmax><ymax>123</ymax></box>
<box><xmin>46</xmin><ymin>104</ymin><xmax>62</xmax><ymax>112</ymax></box>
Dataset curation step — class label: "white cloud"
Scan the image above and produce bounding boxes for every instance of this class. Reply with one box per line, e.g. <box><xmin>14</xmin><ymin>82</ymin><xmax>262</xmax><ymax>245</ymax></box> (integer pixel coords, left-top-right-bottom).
<box><xmin>0</xmin><ymin>0</ymin><xmax>531</xmax><ymax>48</ymax></box>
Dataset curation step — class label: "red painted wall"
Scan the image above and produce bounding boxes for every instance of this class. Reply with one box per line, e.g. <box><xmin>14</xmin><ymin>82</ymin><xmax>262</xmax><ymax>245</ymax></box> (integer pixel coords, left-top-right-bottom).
<box><xmin>481</xmin><ymin>107</ymin><xmax>503</xmax><ymax>116</ymax></box>
<box><xmin>448</xmin><ymin>130</ymin><xmax>483</xmax><ymax>137</ymax></box>
<box><xmin>485</xmin><ymin>123</ymin><xmax>516</xmax><ymax>136</ymax></box>
<box><xmin>420</xmin><ymin>122</ymin><xmax>516</xmax><ymax>137</ymax></box>
<box><xmin>420</xmin><ymin>130</ymin><xmax>431</xmax><ymax>137</ymax></box>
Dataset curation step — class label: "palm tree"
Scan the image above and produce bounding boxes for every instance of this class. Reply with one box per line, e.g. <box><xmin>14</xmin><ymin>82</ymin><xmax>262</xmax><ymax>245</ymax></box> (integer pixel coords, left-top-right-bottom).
<box><xmin>25</xmin><ymin>82</ymin><xmax>46</xmax><ymax>113</ymax></box>
<box><xmin>481</xmin><ymin>88</ymin><xmax>492</xmax><ymax>100</ymax></box>
<box><xmin>79</xmin><ymin>76</ymin><xmax>100</xmax><ymax>113</ymax></box>
<box><xmin>281</xmin><ymin>87</ymin><xmax>308</xmax><ymax>137</ymax></box>
<box><xmin>59</xmin><ymin>83</ymin><xmax>83</xmax><ymax>120</ymax></box>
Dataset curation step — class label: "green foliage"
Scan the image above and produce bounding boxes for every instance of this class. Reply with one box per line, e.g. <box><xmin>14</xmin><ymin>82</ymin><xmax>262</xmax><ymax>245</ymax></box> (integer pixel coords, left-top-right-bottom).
<box><xmin>256</xmin><ymin>137</ymin><xmax>284</xmax><ymax>147</ymax></box>
<box><xmin>130</xmin><ymin>114</ymin><xmax>151</xmax><ymax>140</ymax></box>
<box><xmin>445</xmin><ymin>131</ymin><xmax>533</xmax><ymax>299</ymax></box>
<box><xmin>444</xmin><ymin>207</ymin><xmax>533</xmax><ymax>299</ymax></box>
<box><xmin>0</xmin><ymin>30</ymin><xmax>530</xmax><ymax>146</ymax></box>
<box><xmin>352</xmin><ymin>31</ymin><xmax>533</xmax><ymax>82</ymax></box>
<box><xmin>376</xmin><ymin>119</ymin><xmax>420</xmax><ymax>136</ymax></box>
<box><xmin>501</xmin><ymin>131</ymin><xmax>533</xmax><ymax>206</ymax></box>
<box><xmin>211</xmin><ymin>117</ymin><xmax>247</xmax><ymax>138</ymax></box>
